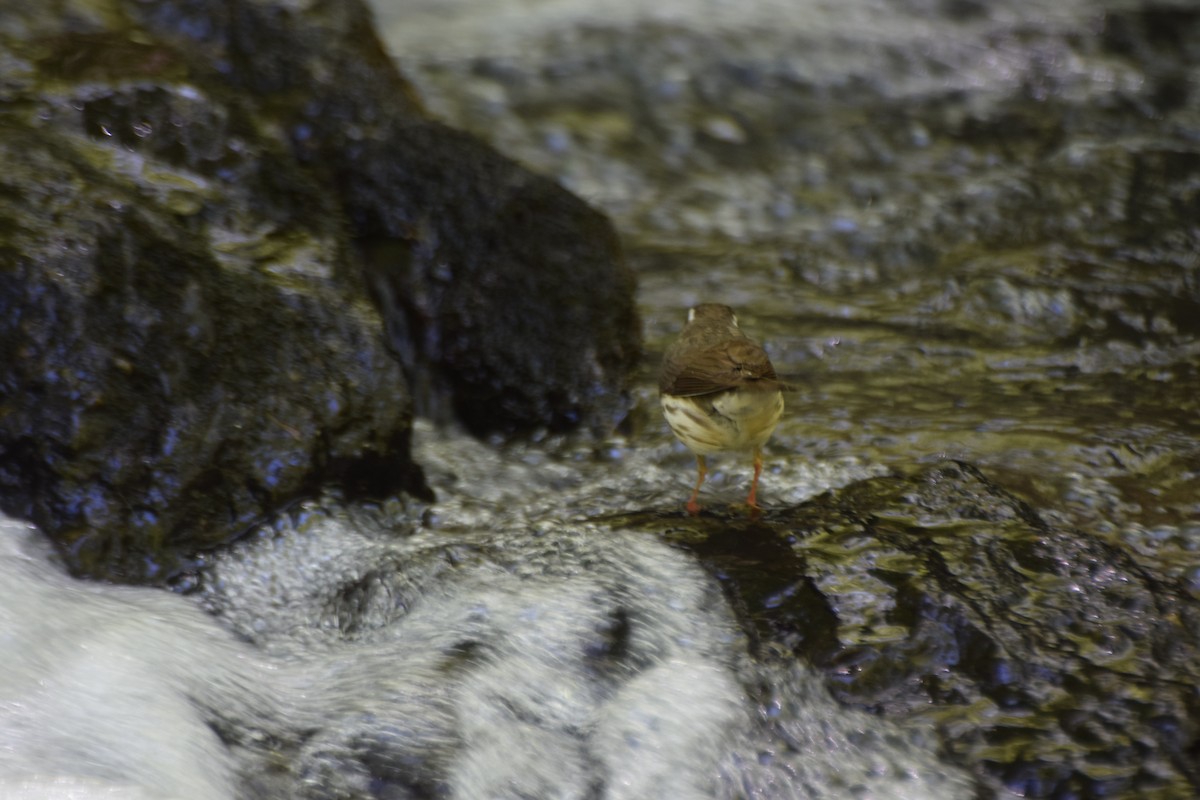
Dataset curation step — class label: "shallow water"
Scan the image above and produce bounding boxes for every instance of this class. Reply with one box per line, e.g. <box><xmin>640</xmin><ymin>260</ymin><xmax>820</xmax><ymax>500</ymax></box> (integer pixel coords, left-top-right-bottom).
<box><xmin>371</xmin><ymin>0</ymin><xmax>1200</xmax><ymax>574</ymax></box>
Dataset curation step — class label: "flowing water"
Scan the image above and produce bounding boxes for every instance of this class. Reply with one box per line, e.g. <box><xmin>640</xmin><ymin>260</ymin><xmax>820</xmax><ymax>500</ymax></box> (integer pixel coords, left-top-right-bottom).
<box><xmin>369</xmin><ymin>0</ymin><xmax>1200</xmax><ymax>576</ymax></box>
<box><xmin>2</xmin><ymin>0</ymin><xmax>1198</xmax><ymax>797</ymax></box>
<box><xmin>0</xmin><ymin>419</ymin><xmax>972</xmax><ymax>798</ymax></box>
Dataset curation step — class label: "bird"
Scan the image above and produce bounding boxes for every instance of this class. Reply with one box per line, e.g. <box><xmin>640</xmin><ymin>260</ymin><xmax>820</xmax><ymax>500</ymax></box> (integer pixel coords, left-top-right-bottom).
<box><xmin>658</xmin><ymin>303</ymin><xmax>785</xmax><ymax>516</ymax></box>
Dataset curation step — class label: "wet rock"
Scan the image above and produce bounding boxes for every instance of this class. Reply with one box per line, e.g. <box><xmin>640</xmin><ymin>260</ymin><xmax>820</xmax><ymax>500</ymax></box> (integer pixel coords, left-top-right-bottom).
<box><xmin>351</xmin><ymin>124</ymin><xmax>640</xmax><ymax>436</ymax></box>
<box><xmin>0</xmin><ymin>0</ymin><xmax>639</xmax><ymax>581</ymax></box>
<box><xmin>637</xmin><ymin>462</ymin><xmax>1200</xmax><ymax>798</ymax></box>
<box><xmin>0</xmin><ymin>101</ymin><xmax>421</xmax><ymax>581</ymax></box>
<box><xmin>133</xmin><ymin>0</ymin><xmax>642</xmax><ymax>436</ymax></box>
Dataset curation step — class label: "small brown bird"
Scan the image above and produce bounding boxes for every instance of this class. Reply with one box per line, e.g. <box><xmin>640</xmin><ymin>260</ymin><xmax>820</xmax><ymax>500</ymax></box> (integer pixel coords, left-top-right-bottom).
<box><xmin>659</xmin><ymin>304</ymin><xmax>785</xmax><ymax>516</ymax></box>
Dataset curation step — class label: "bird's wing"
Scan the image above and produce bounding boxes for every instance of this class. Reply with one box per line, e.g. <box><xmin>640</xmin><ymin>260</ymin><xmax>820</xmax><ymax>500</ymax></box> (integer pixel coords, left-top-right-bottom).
<box><xmin>660</xmin><ymin>339</ymin><xmax>779</xmax><ymax>397</ymax></box>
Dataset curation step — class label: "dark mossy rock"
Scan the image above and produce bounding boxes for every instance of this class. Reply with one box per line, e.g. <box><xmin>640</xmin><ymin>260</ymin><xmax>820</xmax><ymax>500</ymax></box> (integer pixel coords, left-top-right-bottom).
<box><xmin>614</xmin><ymin>462</ymin><xmax>1200</xmax><ymax>798</ymax></box>
<box><xmin>353</xmin><ymin>124</ymin><xmax>639</xmax><ymax>437</ymax></box>
<box><xmin>0</xmin><ymin>100</ymin><xmax>425</xmax><ymax>581</ymax></box>
<box><xmin>130</xmin><ymin>0</ymin><xmax>642</xmax><ymax>436</ymax></box>
<box><xmin>0</xmin><ymin>0</ymin><xmax>639</xmax><ymax>581</ymax></box>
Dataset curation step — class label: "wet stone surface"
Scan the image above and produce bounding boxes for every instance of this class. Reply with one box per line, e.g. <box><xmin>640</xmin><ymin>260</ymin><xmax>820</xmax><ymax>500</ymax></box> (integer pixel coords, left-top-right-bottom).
<box><xmin>628</xmin><ymin>462</ymin><xmax>1200</xmax><ymax>796</ymax></box>
<box><xmin>0</xmin><ymin>0</ymin><xmax>638</xmax><ymax>580</ymax></box>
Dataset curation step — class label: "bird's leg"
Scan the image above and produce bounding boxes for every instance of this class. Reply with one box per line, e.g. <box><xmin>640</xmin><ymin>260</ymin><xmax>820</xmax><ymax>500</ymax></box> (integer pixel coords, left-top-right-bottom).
<box><xmin>745</xmin><ymin>446</ymin><xmax>764</xmax><ymax>514</ymax></box>
<box><xmin>686</xmin><ymin>454</ymin><xmax>707</xmax><ymax>516</ymax></box>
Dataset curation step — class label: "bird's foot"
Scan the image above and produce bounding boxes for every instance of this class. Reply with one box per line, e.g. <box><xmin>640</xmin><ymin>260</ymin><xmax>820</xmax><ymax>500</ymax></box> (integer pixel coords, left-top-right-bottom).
<box><xmin>731</xmin><ymin>499</ymin><xmax>763</xmax><ymax>520</ymax></box>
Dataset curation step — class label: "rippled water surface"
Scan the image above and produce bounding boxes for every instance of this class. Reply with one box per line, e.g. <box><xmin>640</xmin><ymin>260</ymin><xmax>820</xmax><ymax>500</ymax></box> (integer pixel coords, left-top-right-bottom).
<box><xmin>371</xmin><ymin>0</ymin><xmax>1200</xmax><ymax>576</ymax></box>
<box><xmin>367</xmin><ymin>2</ymin><xmax>1200</xmax><ymax>792</ymax></box>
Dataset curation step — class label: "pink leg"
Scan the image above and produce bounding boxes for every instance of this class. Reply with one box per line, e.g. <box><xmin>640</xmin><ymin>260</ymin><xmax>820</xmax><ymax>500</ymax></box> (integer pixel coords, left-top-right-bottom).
<box><xmin>746</xmin><ymin>447</ymin><xmax>763</xmax><ymax>514</ymax></box>
<box><xmin>686</xmin><ymin>455</ymin><xmax>707</xmax><ymax>516</ymax></box>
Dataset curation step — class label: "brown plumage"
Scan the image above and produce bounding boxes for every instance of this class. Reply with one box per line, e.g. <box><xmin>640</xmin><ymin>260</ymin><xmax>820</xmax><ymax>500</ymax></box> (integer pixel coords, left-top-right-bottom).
<box><xmin>659</xmin><ymin>304</ymin><xmax>784</xmax><ymax>516</ymax></box>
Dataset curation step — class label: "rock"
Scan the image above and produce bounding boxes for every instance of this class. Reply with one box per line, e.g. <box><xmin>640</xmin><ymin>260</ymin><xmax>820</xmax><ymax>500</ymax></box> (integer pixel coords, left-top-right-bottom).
<box><xmin>350</xmin><ymin>119</ymin><xmax>640</xmax><ymax>436</ymax></box>
<box><xmin>0</xmin><ymin>81</ymin><xmax>425</xmax><ymax>580</ymax></box>
<box><xmin>134</xmin><ymin>0</ymin><xmax>642</xmax><ymax>436</ymax></box>
<box><xmin>633</xmin><ymin>462</ymin><xmax>1200</xmax><ymax>797</ymax></box>
<box><xmin>0</xmin><ymin>0</ymin><xmax>639</xmax><ymax>581</ymax></box>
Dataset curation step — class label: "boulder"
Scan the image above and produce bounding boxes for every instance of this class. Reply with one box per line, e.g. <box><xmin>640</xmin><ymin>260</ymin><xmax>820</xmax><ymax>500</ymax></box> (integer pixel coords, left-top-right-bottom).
<box><xmin>134</xmin><ymin>0</ymin><xmax>642</xmax><ymax>435</ymax></box>
<box><xmin>0</xmin><ymin>0</ymin><xmax>640</xmax><ymax>581</ymax></box>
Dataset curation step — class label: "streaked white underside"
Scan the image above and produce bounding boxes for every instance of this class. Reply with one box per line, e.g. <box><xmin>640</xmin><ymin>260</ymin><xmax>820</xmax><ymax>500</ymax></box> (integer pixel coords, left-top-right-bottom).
<box><xmin>661</xmin><ymin>389</ymin><xmax>783</xmax><ymax>455</ymax></box>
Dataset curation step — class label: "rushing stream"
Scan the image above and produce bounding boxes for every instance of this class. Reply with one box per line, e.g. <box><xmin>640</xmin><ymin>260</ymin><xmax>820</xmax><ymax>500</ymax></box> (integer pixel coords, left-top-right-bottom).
<box><xmin>2</xmin><ymin>0</ymin><xmax>1198</xmax><ymax>798</ymax></box>
<box><xmin>1</xmin><ymin>420</ymin><xmax>970</xmax><ymax>799</ymax></box>
<box><xmin>369</xmin><ymin>0</ymin><xmax>1200</xmax><ymax>793</ymax></box>
<box><xmin>369</xmin><ymin>0</ymin><xmax>1200</xmax><ymax>577</ymax></box>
